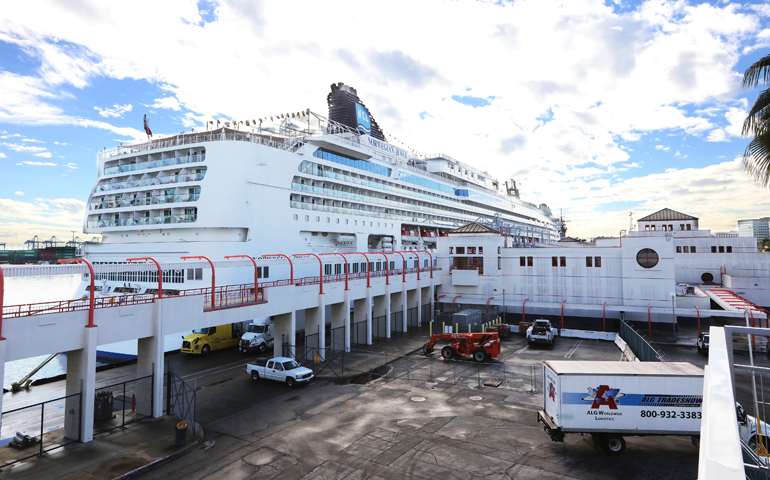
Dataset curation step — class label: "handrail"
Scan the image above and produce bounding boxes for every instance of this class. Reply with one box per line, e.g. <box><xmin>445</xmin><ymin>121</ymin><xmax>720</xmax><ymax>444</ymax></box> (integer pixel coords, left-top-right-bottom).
<box><xmin>181</xmin><ymin>256</ymin><xmax>215</xmax><ymax>308</ymax></box>
<box><xmin>225</xmin><ymin>255</ymin><xmax>258</xmax><ymax>303</ymax></box>
<box><xmin>127</xmin><ymin>257</ymin><xmax>162</xmax><ymax>299</ymax></box>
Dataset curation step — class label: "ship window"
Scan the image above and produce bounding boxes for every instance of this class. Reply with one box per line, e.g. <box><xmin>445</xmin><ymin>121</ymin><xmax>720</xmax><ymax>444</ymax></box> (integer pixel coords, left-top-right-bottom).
<box><xmin>683</xmin><ymin>246</ymin><xmax>689</xmax><ymax>253</ymax></box>
<box><xmin>354</xmin><ymin>220</ymin><xmax>357</xmax><ymax>225</ymax></box>
<box><xmin>498</xmin><ymin>247</ymin><xmax>501</xmax><ymax>254</ymax></box>
<box><xmin>294</xmin><ymin>214</ymin><xmax>298</xmax><ymax>221</ymax></box>
<box><xmin>324</xmin><ymin>264</ymin><xmax>332</xmax><ymax>275</ymax></box>
<box><xmin>520</xmin><ymin>256</ymin><xmax>526</xmax><ymax>267</ymax></box>
<box><xmin>552</xmin><ymin>256</ymin><xmax>558</xmax><ymax>267</ymax></box>
<box><xmin>527</xmin><ymin>257</ymin><xmax>533</xmax><ymax>267</ymax></box>
<box><xmin>719</xmin><ymin>246</ymin><xmax>724</xmax><ymax>253</ymax></box>
<box><xmin>560</xmin><ymin>256</ymin><xmax>566</xmax><ymax>267</ymax></box>
<box><xmin>187</xmin><ymin>268</ymin><xmax>203</xmax><ymax>280</ymax></box>
<box><xmin>595</xmin><ymin>257</ymin><xmax>601</xmax><ymax>267</ymax></box>
<box><xmin>636</xmin><ymin>248</ymin><xmax>659</xmax><ymax>268</ymax></box>
<box><xmin>586</xmin><ymin>257</ymin><xmax>592</xmax><ymax>267</ymax></box>
<box><xmin>727</xmin><ymin>246</ymin><xmax>732</xmax><ymax>253</ymax></box>
<box><xmin>369</xmin><ymin>262</ymin><xmax>374</xmax><ymax>272</ymax></box>
<box><xmin>336</xmin><ymin>218</ymin><xmax>340</xmax><ymax>224</ymax></box>
<box><xmin>390</xmin><ymin>261</ymin><xmax>395</xmax><ymax>270</ymax></box>
<box><xmin>449</xmin><ymin>247</ymin><xmax>454</xmax><ymax>254</ymax></box>
<box><xmin>468</xmin><ymin>247</ymin><xmax>476</xmax><ymax>254</ymax></box>
<box><xmin>498</xmin><ymin>257</ymin><xmax>501</xmax><ymax>269</ymax></box>
<box><xmin>316</xmin><ymin>216</ymin><xmax>320</xmax><ymax>222</ymax></box>
<box><xmin>711</xmin><ymin>246</ymin><xmax>716</xmax><ymax>253</ymax></box>
<box><xmin>334</xmin><ymin>264</ymin><xmax>342</xmax><ymax>275</ymax></box>
<box><xmin>346</xmin><ymin>220</ymin><xmax>349</xmax><ymax>225</ymax></box>
<box><xmin>305</xmin><ymin>215</ymin><xmax>309</xmax><ymax>221</ymax></box>
<box><xmin>677</xmin><ymin>246</ymin><xmax>683</xmax><ymax>253</ymax></box>
<box><xmin>691</xmin><ymin>246</ymin><xmax>696</xmax><ymax>253</ymax></box>
<box><xmin>456</xmin><ymin>247</ymin><xmax>465</xmax><ymax>254</ymax></box>
<box><xmin>478</xmin><ymin>247</ymin><xmax>483</xmax><ymax>254</ymax></box>
<box><xmin>326</xmin><ymin>217</ymin><xmax>330</xmax><ymax>223</ymax></box>
<box><xmin>352</xmin><ymin>263</ymin><xmax>359</xmax><ymax>273</ymax></box>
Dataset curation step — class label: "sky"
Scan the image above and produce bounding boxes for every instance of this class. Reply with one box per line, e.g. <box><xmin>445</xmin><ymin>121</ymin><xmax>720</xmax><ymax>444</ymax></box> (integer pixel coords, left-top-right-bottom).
<box><xmin>1</xmin><ymin>0</ymin><xmax>770</xmax><ymax>247</ymax></box>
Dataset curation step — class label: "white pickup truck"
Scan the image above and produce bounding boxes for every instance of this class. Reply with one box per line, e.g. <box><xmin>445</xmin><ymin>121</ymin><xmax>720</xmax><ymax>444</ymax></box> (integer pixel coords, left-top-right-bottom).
<box><xmin>245</xmin><ymin>357</ymin><xmax>314</xmax><ymax>387</ymax></box>
<box><xmin>527</xmin><ymin>319</ymin><xmax>555</xmax><ymax>346</ymax></box>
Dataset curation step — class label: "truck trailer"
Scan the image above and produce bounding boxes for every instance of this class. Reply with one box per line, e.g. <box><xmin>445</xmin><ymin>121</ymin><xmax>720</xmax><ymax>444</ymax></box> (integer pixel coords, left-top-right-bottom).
<box><xmin>537</xmin><ymin>361</ymin><xmax>703</xmax><ymax>454</ymax></box>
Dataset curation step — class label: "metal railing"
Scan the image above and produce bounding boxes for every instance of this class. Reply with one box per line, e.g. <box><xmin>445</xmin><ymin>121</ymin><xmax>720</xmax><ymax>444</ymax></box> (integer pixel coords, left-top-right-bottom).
<box><xmin>167</xmin><ymin>365</ymin><xmax>196</xmax><ymax>435</ymax></box>
<box><xmin>90</xmin><ymin>193</ymin><xmax>200</xmax><ymax>210</ymax></box>
<box><xmin>87</xmin><ymin>214</ymin><xmax>197</xmax><ymax>228</ymax></box>
<box><xmin>619</xmin><ymin>319</ymin><xmax>670</xmax><ymax>362</ymax></box>
<box><xmin>93</xmin><ymin>374</ymin><xmax>155</xmax><ymax>436</ymax></box>
<box><xmin>0</xmin><ymin>393</ymin><xmax>81</xmax><ymax>468</ymax></box>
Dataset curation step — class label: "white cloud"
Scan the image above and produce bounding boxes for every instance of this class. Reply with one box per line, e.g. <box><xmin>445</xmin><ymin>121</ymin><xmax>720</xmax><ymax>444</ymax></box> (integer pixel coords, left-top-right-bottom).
<box><xmin>0</xmin><ymin>196</ymin><xmax>87</xmax><ymax>245</ymax></box>
<box><xmin>15</xmin><ymin>161</ymin><xmax>57</xmax><ymax>166</ymax></box>
<box><xmin>94</xmin><ymin>103</ymin><xmax>132</xmax><ymax>118</ymax></box>
<box><xmin>674</xmin><ymin>150</ymin><xmax>689</xmax><ymax>159</ymax></box>
<box><xmin>1</xmin><ymin>142</ymin><xmax>50</xmax><ymax>155</ymax></box>
<box><xmin>149</xmin><ymin>97</ymin><xmax>181</xmax><ymax>111</ymax></box>
<box><xmin>707</xmin><ymin>128</ymin><xmax>728</xmax><ymax>142</ymax></box>
<box><xmin>53</xmin><ymin>141</ymin><xmax>69</xmax><ymax>145</ymax></box>
<box><xmin>33</xmin><ymin>151</ymin><xmax>52</xmax><ymax>158</ymax></box>
<box><xmin>655</xmin><ymin>145</ymin><xmax>670</xmax><ymax>151</ymax></box>
<box><xmin>64</xmin><ymin>162</ymin><xmax>77</xmax><ymax>170</ymax></box>
<box><xmin>14</xmin><ymin>191</ymin><xmax>23</xmax><ymax>196</ymax></box>
<box><xmin>21</xmin><ymin>138</ymin><xmax>44</xmax><ymax>143</ymax></box>
<box><xmin>0</xmin><ymin>153</ymin><xmax>6</xmax><ymax>158</ymax></box>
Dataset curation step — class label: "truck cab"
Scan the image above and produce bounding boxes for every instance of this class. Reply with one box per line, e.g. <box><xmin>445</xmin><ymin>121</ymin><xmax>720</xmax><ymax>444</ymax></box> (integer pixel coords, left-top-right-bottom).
<box><xmin>239</xmin><ymin>319</ymin><xmax>274</xmax><ymax>354</ymax></box>
<box><xmin>737</xmin><ymin>403</ymin><xmax>770</xmax><ymax>453</ymax></box>
<box><xmin>181</xmin><ymin>322</ymin><xmax>247</xmax><ymax>354</ymax></box>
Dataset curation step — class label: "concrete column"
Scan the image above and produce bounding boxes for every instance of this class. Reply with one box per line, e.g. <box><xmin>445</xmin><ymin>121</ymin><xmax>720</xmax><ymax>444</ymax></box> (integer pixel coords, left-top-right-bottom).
<box><xmin>372</xmin><ymin>294</ymin><xmax>386</xmax><ymax>341</ymax></box>
<box><xmin>422</xmin><ymin>285</ymin><xmax>434</xmax><ymax>324</ymax></box>
<box><xmin>330</xmin><ymin>301</ymin><xmax>346</xmax><ymax>351</ymax></box>
<box><xmin>273</xmin><ymin>311</ymin><xmax>296</xmax><ymax>358</ymax></box>
<box><xmin>390</xmin><ymin>291</ymin><xmax>402</xmax><ymax>335</ymax></box>
<box><xmin>0</xmin><ymin>340</ymin><xmax>6</xmax><ymax>435</ymax></box>
<box><xmin>65</xmin><ymin>325</ymin><xmax>98</xmax><ymax>443</ymax></box>
<box><xmin>305</xmin><ymin>306</ymin><xmax>322</xmax><ymax>356</ymax></box>
<box><xmin>401</xmin><ymin>283</ymin><xmax>408</xmax><ymax>333</ymax></box>
<box><xmin>408</xmin><ymin>288</ymin><xmax>418</xmax><ymax>329</ymax></box>
<box><xmin>136</xmin><ymin>300</ymin><xmax>164</xmax><ymax>418</ymax></box>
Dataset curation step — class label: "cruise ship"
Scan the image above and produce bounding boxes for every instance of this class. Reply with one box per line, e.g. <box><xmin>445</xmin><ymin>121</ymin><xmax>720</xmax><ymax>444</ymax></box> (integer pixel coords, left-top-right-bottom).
<box><xmin>79</xmin><ymin>83</ymin><xmax>561</xmax><ymax>296</ymax></box>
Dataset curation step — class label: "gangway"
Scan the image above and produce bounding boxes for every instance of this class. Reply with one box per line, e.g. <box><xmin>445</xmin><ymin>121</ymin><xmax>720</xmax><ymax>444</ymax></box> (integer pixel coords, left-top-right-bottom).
<box><xmin>701</xmin><ymin>287</ymin><xmax>766</xmax><ymax>317</ymax></box>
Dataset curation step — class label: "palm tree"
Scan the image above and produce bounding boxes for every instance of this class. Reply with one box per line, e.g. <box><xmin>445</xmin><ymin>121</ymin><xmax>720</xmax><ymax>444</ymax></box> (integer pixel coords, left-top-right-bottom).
<box><xmin>760</xmin><ymin>237</ymin><xmax>770</xmax><ymax>252</ymax></box>
<box><xmin>742</xmin><ymin>54</ymin><xmax>770</xmax><ymax>186</ymax></box>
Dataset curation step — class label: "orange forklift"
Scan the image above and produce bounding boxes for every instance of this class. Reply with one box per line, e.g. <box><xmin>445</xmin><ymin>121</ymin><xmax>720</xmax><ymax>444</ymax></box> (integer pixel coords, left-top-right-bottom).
<box><xmin>422</xmin><ymin>332</ymin><xmax>501</xmax><ymax>362</ymax></box>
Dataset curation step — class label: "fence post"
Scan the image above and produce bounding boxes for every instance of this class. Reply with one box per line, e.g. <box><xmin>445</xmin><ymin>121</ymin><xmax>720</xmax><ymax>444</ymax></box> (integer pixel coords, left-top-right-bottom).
<box><xmin>166</xmin><ymin>367</ymin><xmax>172</xmax><ymax>415</ymax></box>
<box><xmin>476</xmin><ymin>362</ymin><xmax>482</xmax><ymax>389</ymax></box>
<box><xmin>123</xmin><ymin>381</ymin><xmax>127</xmax><ymax>428</ymax></box>
<box><xmin>39</xmin><ymin>402</ymin><xmax>45</xmax><ymax>457</ymax></box>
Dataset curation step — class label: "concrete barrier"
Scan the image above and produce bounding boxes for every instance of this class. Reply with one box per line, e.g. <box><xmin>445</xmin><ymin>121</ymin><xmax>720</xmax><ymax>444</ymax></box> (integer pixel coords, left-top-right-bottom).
<box><xmin>559</xmin><ymin>328</ymin><xmax>617</xmax><ymax>342</ymax></box>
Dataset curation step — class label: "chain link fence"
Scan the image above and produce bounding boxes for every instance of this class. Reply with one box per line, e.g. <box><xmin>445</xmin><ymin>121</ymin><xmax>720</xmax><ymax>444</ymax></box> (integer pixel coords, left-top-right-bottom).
<box><xmin>0</xmin><ymin>393</ymin><xmax>81</xmax><ymax>468</ymax></box>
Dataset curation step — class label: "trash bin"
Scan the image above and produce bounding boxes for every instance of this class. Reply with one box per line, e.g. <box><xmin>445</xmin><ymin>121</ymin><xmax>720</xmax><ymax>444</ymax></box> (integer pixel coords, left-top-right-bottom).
<box><xmin>175</xmin><ymin>420</ymin><xmax>188</xmax><ymax>447</ymax></box>
<box><xmin>94</xmin><ymin>391</ymin><xmax>113</xmax><ymax>421</ymax></box>
<box><xmin>519</xmin><ymin>322</ymin><xmax>530</xmax><ymax>336</ymax></box>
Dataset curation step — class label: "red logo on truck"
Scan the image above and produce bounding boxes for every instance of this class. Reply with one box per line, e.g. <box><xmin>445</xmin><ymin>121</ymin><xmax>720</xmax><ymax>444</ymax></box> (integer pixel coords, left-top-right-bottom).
<box><xmin>548</xmin><ymin>382</ymin><xmax>556</xmax><ymax>401</ymax></box>
<box><xmin>583</xmin><ymin>385</ymin><xmax>624</xmax><ymax>410</ymax></box>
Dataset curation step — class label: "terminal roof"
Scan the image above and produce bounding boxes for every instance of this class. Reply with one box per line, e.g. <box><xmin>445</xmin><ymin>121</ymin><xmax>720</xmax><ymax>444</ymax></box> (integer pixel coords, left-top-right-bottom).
<box><xmin>545</xmin><ymin>361</ymin><xmax>703</xmax><ymax>376</ymax></box>
<box><xmin>638</xmin><ymin>208</ymin><xmax>698</xmax><ymax>222</ymax></box>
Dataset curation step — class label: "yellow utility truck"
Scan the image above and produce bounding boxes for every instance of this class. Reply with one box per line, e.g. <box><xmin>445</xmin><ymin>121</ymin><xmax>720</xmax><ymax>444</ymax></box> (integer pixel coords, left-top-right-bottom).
<box><xmin>181</xmin><ymin>322</ymin><xmax>248</xmax><ymax>354</ymax></box>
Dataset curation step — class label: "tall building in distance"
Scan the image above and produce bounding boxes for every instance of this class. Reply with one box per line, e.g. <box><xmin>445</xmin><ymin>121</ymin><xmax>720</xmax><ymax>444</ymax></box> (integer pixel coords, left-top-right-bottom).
<box><xmin>738</xmin><ymin>217</ymin><xmax>770</xmax><ymax>247</ymax></box>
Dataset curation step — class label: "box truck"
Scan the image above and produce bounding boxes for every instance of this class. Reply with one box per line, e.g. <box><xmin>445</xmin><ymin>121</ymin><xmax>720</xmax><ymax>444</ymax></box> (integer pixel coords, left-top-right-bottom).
<box><xmin>537</xmin><ymin>361</ymin><xmax>703</xmax><ymax>454</ymax></box>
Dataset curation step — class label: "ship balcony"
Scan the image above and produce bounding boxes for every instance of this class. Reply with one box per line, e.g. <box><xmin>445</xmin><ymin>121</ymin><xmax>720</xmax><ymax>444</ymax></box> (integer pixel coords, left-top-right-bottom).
<box><xmin>95</xmin><ymin>172</ymin><xmax>206</xmax><ymax>193</ymax></box>
<box><xmin>87</xmin><ymin>214</ymin><xmax>197</xmax><ymax>229</ymax></box>
<box><xmin>103</xmin><ymin>153</ymin><xmax>205</xmax><ymax>175</ymax></box>
<box><xmin>90</xmin><ymin>193</ymin><xmax>200</xmax><ymax>210</ymax></box>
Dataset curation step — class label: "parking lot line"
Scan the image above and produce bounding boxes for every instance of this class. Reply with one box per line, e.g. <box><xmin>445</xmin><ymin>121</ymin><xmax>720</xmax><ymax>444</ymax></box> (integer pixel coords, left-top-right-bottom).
<box><xmin>564</xmin><ymin>340</ymin><xmax>583</xmax><ymax>359</ymax></box>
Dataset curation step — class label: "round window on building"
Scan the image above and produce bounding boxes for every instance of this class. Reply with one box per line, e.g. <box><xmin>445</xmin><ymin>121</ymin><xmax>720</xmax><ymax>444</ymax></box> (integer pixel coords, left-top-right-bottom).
<box><xmin>636</xmin><ymin>248</ymin><xmax>659</xmax><ymax>269</ymax></box>
<box><xmin>701</xmin><ymin>272</ymin><xmax>714</xmax><ymax>283</ymax></box>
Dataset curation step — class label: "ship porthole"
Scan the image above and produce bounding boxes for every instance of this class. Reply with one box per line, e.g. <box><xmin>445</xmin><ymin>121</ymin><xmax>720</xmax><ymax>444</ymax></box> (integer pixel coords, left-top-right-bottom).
<box><xmin>701</xmin><ymin>272</ymin><xmax>714</xmax><ymax>283</ymax></box>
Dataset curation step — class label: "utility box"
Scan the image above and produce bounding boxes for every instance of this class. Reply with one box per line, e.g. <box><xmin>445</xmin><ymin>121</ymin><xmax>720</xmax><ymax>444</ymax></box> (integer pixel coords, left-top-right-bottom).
<box><xmin>452</xmin><ymin>309</ymin><xmax>482</xmax><ymax>332</ymax></box>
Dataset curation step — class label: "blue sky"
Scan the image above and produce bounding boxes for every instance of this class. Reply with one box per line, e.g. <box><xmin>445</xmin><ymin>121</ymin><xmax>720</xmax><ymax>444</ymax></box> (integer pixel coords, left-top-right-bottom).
<box><xmin>1</xmin><ymin>0</ymin><xmax>770</xmax><ymax>245</ymax></box>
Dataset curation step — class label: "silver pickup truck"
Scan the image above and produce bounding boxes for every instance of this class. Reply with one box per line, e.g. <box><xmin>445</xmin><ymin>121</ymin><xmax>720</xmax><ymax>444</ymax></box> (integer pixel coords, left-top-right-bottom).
<box><xmin>245</xmin><ymin>357</ymin><xmax>314</xmax><ymax>387</ymax></box>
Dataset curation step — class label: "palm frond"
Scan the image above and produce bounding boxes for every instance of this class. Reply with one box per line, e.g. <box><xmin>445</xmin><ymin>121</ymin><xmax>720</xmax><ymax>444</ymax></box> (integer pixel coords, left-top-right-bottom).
<box><xmin>743</xmin><ymin>87</ymin><xmax>770</xmax><ymax>136</ymax></box>
<box><xmin>743</xmin><ymin>129</ymin><xmax>770</xmax><ymax>186</ymax></box>
<box><xmin>743</xmin><ymin>54</ymin><xmax>770</xmax><ymax>88</ymax></box>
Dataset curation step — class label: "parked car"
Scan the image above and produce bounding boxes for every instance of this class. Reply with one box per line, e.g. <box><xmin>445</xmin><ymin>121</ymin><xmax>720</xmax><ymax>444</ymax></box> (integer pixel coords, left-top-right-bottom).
<box><xmin>245</xmin><ymin>357</ymin><xmax>313</xmax><ymax>387</ymax></box>
<box><xmin>697</xmin><ymin>333</ymin><xmax>709</xmax><ymax>354</ymax></box>
<box><xmin>527</xmin><ymin>319</ymin><xmax>555</xmax><ymax>346</ymax></box>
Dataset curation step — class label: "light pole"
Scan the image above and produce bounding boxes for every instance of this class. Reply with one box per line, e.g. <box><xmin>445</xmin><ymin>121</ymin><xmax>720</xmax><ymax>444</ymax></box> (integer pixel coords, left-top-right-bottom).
<box><xmin>670</xmin><ymin>291</ymin><xmax>677</xmax><ymax>332</ymax></box>
<box><xmin>502</xmin><ymin>287</ymin><xmax>506</xmax><ymax>322</ymax></box>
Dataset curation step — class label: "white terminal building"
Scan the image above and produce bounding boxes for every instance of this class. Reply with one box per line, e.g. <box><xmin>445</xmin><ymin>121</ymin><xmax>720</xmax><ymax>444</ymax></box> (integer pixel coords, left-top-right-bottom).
<box><xmin>435</xmin><ymin>208</ymin><xmax>770</xmax><ymax>330</ymax></box>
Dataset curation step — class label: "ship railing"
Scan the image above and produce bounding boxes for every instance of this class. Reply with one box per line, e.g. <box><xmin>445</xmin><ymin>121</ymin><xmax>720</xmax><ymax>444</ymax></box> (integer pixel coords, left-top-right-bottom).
<box><xmin>87</xmin><ymin>215</ymin><xmax>197</xmax><ymax>229</ymax></box>
<box><xmin>99</xmin><ymin>130</ymin><xmax>296</xmax><ymax>161</ymax></box>
<box><xmin>90</xmin><ymin>194</ymin><xmax>200</xmax><ymax>210</ymax></box>
<box><xmin>95</xmin><ymin>173</ymin><xmax>206</xmax><ymax>193</ymax></box>
<box><xmin>103</xmin><ymin>154</ymin><xmax>205</xmax><ymax>175</ymax></box>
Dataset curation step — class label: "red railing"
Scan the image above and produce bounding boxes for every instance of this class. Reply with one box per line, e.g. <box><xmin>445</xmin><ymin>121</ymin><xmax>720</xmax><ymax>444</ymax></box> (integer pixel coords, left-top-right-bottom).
<box><xmin>2</xmin><ymin>266</ymin><xmax>439</xmax><ymax>318</ymax></box>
